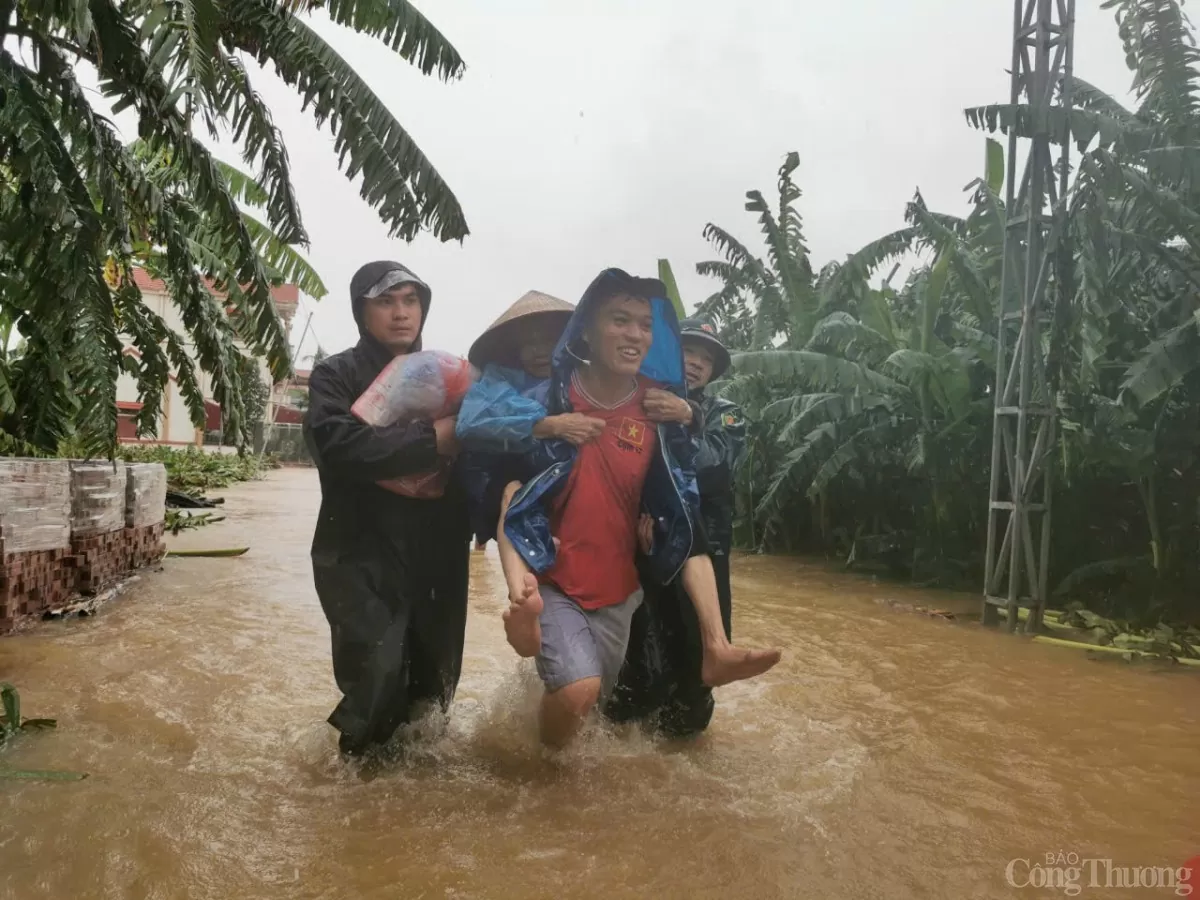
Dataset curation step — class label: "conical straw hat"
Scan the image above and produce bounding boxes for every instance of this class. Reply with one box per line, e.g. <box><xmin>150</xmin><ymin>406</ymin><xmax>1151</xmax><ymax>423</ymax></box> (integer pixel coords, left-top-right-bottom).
<box><xmin>468</xmin><ymin>291</ymin><xmax>575</xmax><ymax>370</ymax></box>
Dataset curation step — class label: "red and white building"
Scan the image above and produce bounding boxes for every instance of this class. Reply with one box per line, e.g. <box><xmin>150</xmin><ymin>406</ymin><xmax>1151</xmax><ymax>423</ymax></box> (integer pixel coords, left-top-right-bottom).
<box><xmin>116</xmin><ymin>268</ymin><xmax>299</xmax><ymax>446</ymax></box>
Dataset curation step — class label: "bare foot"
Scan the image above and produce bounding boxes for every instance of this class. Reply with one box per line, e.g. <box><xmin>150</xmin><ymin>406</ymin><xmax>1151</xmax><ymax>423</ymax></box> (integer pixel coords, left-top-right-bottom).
<box><xmin>701</xmin><ymin>643</ymin><xmax>782</xmax><ymax>688</ymax></box>
<box><xmin>503</xmin><ymin>573</ymin><xmax>544</xmax><ymax>658</ymax></box>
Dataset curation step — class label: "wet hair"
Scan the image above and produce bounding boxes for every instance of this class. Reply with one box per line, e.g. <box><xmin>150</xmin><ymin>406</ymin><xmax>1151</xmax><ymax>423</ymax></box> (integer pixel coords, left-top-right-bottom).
<box><xmin>569</xmin><ymin>269</ymin><xmax>660</xmax><ymax>364</ymax></box>
<box><xmin>585</xmin><ymin>284</ymin><xmax>651</xmax><ymax>329</ymax></box>
<box><xmin>572</xmin><ymin>290</ymin><xmax>652</xmax><ymax>368</ymax></box>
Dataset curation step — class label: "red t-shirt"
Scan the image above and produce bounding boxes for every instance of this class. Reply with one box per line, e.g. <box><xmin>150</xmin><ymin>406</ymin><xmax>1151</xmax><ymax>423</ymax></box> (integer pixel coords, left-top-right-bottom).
<box><xmin>541</xmin><ymin>373</ymin><xmax>658</xmax><ymax>610</ymax></box>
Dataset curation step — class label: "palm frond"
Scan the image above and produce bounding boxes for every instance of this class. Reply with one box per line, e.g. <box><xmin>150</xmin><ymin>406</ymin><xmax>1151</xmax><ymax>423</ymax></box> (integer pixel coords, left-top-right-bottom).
<box><xmin>228</xmin><ymin>6</ymin><xmax>468</xmax><ymax>242</ymax></box>
<box><xmin>905</xmin><ymin>196</ymin><xmax>995</xmax><ymax>325</ymax></box>
<box><xmin>744</xmin><ymin>151</ymin><xmax>812</xmax><ymax>316</ymax></box>
<box><xmin>964</xmin><ymin>101</ymin><xmax>1156</xmax><ymax>153</ymax></box>
<box><xmin>214</xmin><ymin>157</ymin><xmax>271</xmax><ymax>207</ymax></box>
<box><xmin>322</xmin><ymin>0</ymin><xmax>465</xmax><ymax>79</ymax></box>
<box><xmin>240</xmin><ymin>212</ymin><xmax>328</xmax><ymax>297</ymax></box>
<box><xmin>217</xmin><ymin>55</ymin><xmax>306</xmax><ymax>243</ymax></box>
<box><xmin>699</xmin><ymin>224</ymin><xmax>760</xmax><ymax>271</ymax></box>
<box><xmin>805</xmin><ymin>311</ymin><xmax>895</xmax><ymax>365</ymax></box>
<box><xmin>1103</xmin><ymin>0</ymin><xmax>1200</xmax><ymax>124</ymax></box>
<box><xmin>808</xmin><ymin>416</ymin><xmax>900</xmax><ymax>498</ymax></box>
<box><xmin>819</xmin><ymin>228</ymin><xmax>915</xmax><ymax>311</ymax></box>
<box><xmin>1073</xmin><ymin>76</ymin><xmax>1140</xmax><ymax>122</ymax></box>
<box><xmin>732</xmin><ymin>349</ymin><xmax>901</xmax><ymax>394</ymax></box>
<box><xmin>1119</xmin><ymin>309</ymin><xmax>1200</xmax><ymax>406</ymax></box>
<box><xmin>776</xmin><ymin>391</ymin><xmax>893</xmax><ymax>445</ymax></box>
<box><xmin>754</xmin><ymin>421</ymin><xmax>837</xmax><ymax>522</ymax></box>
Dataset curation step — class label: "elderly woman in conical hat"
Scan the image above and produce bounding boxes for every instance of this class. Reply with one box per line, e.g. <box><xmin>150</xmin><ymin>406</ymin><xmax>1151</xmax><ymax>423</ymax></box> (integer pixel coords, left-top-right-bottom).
<box><xmin>456</xmin><ymin>291</ymin><xmax>608</xmax><ymax>551</ymax></box>
<box><xmin>466</xmin><ymin>290</ymin><xmax>572</xmax><ymax>379</ymax></box>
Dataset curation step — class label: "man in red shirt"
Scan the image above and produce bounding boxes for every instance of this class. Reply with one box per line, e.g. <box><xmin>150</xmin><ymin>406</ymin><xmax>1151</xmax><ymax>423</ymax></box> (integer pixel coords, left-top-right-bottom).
<box><xmin>541</xmin><ymin>371</ymin><xmax>656</xmax><ymax>611</ymax></box>
<box><xmin>502</xmin><ymin>274</ymin><xmax>779</xmax><ymax>748</ymax></box>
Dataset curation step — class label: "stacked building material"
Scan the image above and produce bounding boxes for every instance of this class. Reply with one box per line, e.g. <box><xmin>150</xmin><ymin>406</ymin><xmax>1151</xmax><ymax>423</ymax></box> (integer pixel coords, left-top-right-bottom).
<box><xmin>0</xmin><ymin>459</ymin><xmax>73</xmax><ymax>632</ymax></box>
<box><xmin>68</xmin><ymin>462</ymin><xmax>129</xmax><ymax>595</ymax></box>
<box><xmin>123</xmin><ymin>462</ymin><xmax>167</xmax><ymax>568</ymax></box>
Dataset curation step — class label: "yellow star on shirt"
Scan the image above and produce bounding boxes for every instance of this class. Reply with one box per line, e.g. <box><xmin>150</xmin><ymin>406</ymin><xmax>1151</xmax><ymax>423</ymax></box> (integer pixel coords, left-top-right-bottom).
<box><xmin>620</xmin><ymin>418</ymin><xmax>645</xmax><ymax>447</ymax></box>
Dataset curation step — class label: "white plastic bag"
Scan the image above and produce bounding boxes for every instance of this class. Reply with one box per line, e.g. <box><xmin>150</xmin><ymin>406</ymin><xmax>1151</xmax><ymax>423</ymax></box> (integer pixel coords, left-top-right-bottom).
<box><xmin>351</xmin><ymin>350</ymin><xmax>479</xmax><ymax>498</ymax></box>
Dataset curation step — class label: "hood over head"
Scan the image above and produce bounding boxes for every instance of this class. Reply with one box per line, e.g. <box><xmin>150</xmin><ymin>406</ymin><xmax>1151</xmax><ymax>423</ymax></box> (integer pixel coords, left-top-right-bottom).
<box><xmin>552</xmin><ymin>268</ymin><xmax>685</xmax><ymax>391</ymax></box>
<box><xmin>349</xmin><ymin>261</ymin><xmax>432</xmax><ymax>350</ymax></box>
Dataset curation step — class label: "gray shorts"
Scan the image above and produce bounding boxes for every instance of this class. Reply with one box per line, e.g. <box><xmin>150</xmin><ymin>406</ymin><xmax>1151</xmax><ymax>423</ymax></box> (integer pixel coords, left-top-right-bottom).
<box><xmin>535</xmin><ymin>584</ymin><xmax>644</xmax><ymax>695</ymax></box>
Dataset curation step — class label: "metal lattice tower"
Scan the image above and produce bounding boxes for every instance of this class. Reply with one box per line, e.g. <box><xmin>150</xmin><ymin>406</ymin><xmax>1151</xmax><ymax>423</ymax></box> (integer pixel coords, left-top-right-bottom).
<box><xmin>982</xmin><ymin>0</ymin><xmax>1075</xmax><ymax>632</ymax></box>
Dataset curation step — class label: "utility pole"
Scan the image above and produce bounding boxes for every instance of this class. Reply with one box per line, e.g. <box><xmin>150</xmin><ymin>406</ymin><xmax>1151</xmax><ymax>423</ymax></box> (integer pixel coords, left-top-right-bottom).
<box><xmin>982</xmin><ymin>0</ymin><xmax>1075</xmax><ymax>633</ymax></box>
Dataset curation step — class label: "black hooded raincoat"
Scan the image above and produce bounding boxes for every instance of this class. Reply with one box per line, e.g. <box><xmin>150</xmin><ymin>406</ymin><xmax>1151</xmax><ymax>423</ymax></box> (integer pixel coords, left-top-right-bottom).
<box><xmin>603</xmin><ymin>388</ymin><xmax>747</xmax><ymax>738</ymax></box>
<box><xmin>303</xmin><ymin>262</ymin><xmax>470</xmax><ymax>754</ymax></box>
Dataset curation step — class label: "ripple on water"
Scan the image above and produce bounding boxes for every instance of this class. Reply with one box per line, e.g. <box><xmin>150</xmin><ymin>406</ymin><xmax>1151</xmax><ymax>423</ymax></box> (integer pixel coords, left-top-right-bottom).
<box><xmin>251</xmin><ymin>649</ymin><xmax>872</xmax><ymax>852</ymax></box>
<box><xmin>5</xmin><ymin>470</ymin><xmax>1200</xmax><ymax>900</ymax></box>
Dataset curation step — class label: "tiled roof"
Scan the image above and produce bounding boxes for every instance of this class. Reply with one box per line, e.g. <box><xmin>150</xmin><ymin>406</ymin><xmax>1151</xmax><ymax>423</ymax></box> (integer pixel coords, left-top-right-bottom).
<box><xmin>132</xmin><ymin>267</ymin><xmax>299</xmax><ymax>306</ymax></box>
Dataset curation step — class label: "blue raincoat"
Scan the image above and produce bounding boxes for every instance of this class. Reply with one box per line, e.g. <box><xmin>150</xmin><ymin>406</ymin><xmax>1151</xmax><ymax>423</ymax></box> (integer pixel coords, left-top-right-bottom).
<box><xmin>496</xmin><ymin>268</ymin><xmax>701</xmax><ymax>587</ymax></box>
<box><xmin>455</xmin><ymin>366</ymin><xmax>551</xmax><ymax>543</ymax></box>
<box><xmin>456</xmin><ymin>365</ymin><xmax>550</xmax><ymax>454</ymax></box>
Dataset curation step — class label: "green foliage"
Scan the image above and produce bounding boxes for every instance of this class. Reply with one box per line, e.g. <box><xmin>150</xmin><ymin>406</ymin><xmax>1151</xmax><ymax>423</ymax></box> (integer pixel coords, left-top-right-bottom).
<box><xmin>0</xmin><ymin>0</ymin><xmax>465</xmax><ymax>457</ymax></box>
<box><xmin>120</xmin><ymin>444</ymin><xmax>267</xmax><ymax>493</ymax></box>
<box><xmin>657</xmin><ymin>259</ymin><xmax>687</xmax><ymax>320</ymax></box>
<box><xmin>0</xmin><ymin>683</ymin><xmax>87</xmax><ymax>782</ymax></box>
<box><xmin>703</xmin><ymin>1</ymin><xmax>1200</xmax><ymax>624</ymax></box>
<box><xmin>695</xmin><ymin>152</ymin><xmax>820</xmax><ymax>351</ymax></box>
<box><xmin>237</xmin><ymin>356</ymin><xmax>271</xmax><ymax>433</ymax></box>
<box><xmin>1031</xmin><ymin>606</ymin><xmax>1200</xmax><ymax>661</ymax></box>
<box><xmin>165</xmin><ymin>509</ymin><xmax>226</xmax><ymax>533</ymax></box>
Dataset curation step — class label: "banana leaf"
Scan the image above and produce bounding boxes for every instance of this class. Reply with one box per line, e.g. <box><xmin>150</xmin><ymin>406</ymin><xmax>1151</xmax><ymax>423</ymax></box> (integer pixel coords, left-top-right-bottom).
<box><xmin>0</xmin><ymin>768</ymin><xmax>88</xmax><ymax>781</ymax></box>
<box><xmin>657</xmin><ymin>259</ymin><xmax>688</xmax><ymax>320</ymax></box>
<box><xmin>19</xmin><ymin>718</ymin><xmax>57</xmax><ymax>730</ymax></box>
<box><xmin>1033</xmin><ymin>635</ymin><xmax>1200</xmax><ymax>667</ymax></box>
<box><xmin>0</xmin><ymin>685</ymin><xmax>85</xmax><ymax>779</ymax></box>
<box><xmin>1</xmin><ymin>682</ymin><xmax>19</xmax><ymax>736</ymax></box>
<box><xmin>166</xmin><ymin>547</ymin><xmax>249</xmax><ymax>558</ymax></box>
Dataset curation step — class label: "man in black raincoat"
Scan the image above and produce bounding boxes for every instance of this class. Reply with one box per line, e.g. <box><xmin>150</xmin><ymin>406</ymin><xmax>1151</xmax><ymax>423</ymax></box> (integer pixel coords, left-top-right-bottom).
<box><xmin>678</xmin><ymin>319</ymin><xmax>745</xmax><ymax>632</ymax></box>
<box><xmin>604</xmin><ymin>318</ymin><xmax>747</xmax><ymax>737</ymax></box>
<box><xmin>304</xmin><ymin>262</ymin><xmax>469</xmax><ymax>757</ymax></box>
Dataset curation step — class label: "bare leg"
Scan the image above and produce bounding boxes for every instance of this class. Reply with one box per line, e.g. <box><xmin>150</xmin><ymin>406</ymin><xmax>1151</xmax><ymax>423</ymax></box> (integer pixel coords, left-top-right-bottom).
<box><xmin>680</xmin><ymin>554</ymin><xmax>782</xmax><ymax>687</ymax></box>
<box><xmin>539</xmin><ymin>677</ymin><xmax>601</xmax><ymax>748</ymax></box>
<box><xmin>496</xmin><ymin>481</ymin><xmax>543</xmax><ymax>657</ymax></box>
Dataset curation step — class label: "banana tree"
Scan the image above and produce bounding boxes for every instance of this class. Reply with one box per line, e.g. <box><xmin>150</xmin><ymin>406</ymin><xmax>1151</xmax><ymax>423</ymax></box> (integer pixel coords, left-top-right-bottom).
<box><xmin>695</xmin><ymin>152</ymin><xmax>820</xmax><ymax>350</ymax></box>
<box><xmin>717</xmin><ymin>144</ymin><xmax>1005</xmax><ymax>570</ymax></box>
<box><xmin>732</xmin><ymin>269</ymin><xmax>988</xmax><ymax>565</ymax></box>
<box><xmin>0</xmin><ymin>0</ymin><xmax>465</xmax><ymax>456</ymax></box>
<box><xmin>965</xmin><ymin>0</ymin><xmax>1200</xmax><ymax>409</ymax></box>
<box><xmin>3</xmin><ymin>153</ymin><xmax>327</xmax><ymax>453</ymax></box>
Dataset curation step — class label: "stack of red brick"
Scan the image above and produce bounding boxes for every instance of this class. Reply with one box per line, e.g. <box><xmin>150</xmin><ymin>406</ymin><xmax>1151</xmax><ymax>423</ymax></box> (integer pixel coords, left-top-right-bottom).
<box><xmin>0</xmin><ymin>459</ymin><xmax>72</xmax><ymax>633</ymax></box>
<box><xmin>0</xmin><ymin>548</ymin><xmax>75</xmax><ymax>630</ymax></box>
<box><xmin>123</xmin><ymin>463</ymin><xmax>167</xmax><ymax>571</ymax></box>
<box><xmin>68</xmin><ymin>530</ymin><xmax>133</xmax><ymax>595</ymax></box>
<box><xmin>0</xmin><ymin>459</ymin><xmax>168</xmax><ymax>634</ymax></box>
<box><xmin>68</xmin><ymin>461</ymin><xmax>129</xmax><ymax>596</ymax></box>
<box><xmin>124</xmin><ymin>521</ymin><xmax>167</xmax><ymax>571</ymax></box>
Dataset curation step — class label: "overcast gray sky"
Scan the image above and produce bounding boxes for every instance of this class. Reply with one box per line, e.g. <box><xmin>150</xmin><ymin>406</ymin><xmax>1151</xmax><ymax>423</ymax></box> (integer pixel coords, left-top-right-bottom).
<box><xmin>245</xmin><ymin>0</ymin><xmax>1136</xmax><ymax>363</ymax></box>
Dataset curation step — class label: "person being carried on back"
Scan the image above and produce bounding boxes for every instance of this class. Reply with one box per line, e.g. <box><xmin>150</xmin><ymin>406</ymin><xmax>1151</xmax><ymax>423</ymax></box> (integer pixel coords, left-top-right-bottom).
<box><xmin>475</xmin><ymin>269</ymin><xmax>780</xmax><ymax>747</ymax></box>
<box><xmin>455</xmin><ymin>291</ymin><xmax>596</xmax><ymax>551</ymax></box>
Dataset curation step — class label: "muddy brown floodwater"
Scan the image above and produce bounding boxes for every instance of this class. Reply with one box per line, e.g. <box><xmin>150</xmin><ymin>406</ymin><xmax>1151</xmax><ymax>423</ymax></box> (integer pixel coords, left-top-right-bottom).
<box><xmin>1</xmin><ymin>468</ymin><xmax>1198</xmax><ymax>899</ymax></box>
